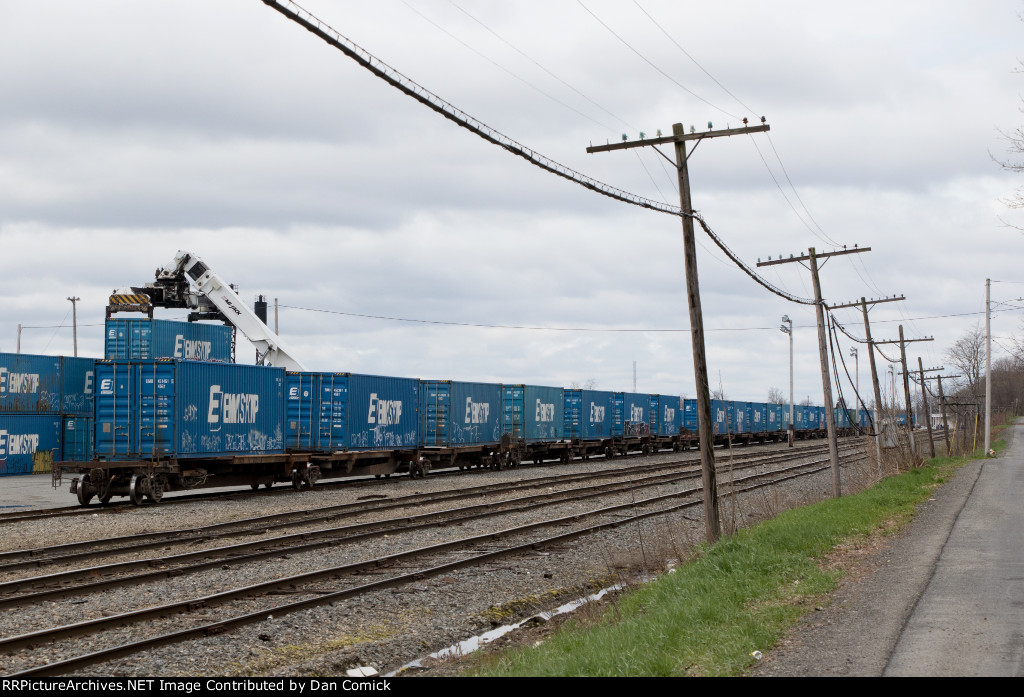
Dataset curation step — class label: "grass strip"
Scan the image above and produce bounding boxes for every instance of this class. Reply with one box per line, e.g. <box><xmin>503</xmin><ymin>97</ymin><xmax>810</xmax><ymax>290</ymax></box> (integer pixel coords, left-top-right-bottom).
<box><xmin>471</xmin><ymin>439</ymin><xmax>1005</xmax><ymax>677</ymax></box>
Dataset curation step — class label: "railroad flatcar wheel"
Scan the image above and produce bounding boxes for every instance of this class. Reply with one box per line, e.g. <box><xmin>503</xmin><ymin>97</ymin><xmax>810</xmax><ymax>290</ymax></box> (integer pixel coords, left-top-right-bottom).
<box><xmin>146</xmin><ymin>477</ymin><xmax>164</xmax><ymax>503</ymax></box>
<box><xmin>264</xmin><ymin>481</ymin><xmax>274</xmax><ymax>489</ymax></box>
<box><xmin>76</xmin><ymin>479</ymin><xmax>94</xmax><ymax>506</ymax></box>
<box><xmin>251</xmin><ymin>482</ymin><xmax>260</xmax><ymax>490</ymax></box>
<box><xmin>642</xmin><ymin>444</ymin><xmax>651</xmax><ymax>456</ymax></box>
<box><xmin>292</xmin><ymin>471</ymin><xmax>303</xmax><ymax>490</ymax></box>
<box><xmin>375</xmin><ymin>474</ymin><xmax>382</xmax><ymax>479</ymax></box>
<box><xmin>129</xmin><ymin>475</ymin><xmax>146</xmax><ymax>506</ymax></box>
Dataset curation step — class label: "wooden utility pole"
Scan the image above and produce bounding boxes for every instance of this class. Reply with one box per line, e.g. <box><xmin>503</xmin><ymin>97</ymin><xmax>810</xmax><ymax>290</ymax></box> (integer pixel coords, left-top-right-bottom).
<box><xmin>985</xmin><ymin>278</ymin><xmax>991</xmax><ymax>456</ymax></box>
<box><xmin>758</xmin><ymin>246</ymin><xmax>870</xmax><ymax>498</ymax></box>
<box><xmin>877</xmin><ymin>330</ymin><xmax>933</xmax><ymax>456</ymax></box>
<box><xmin>916</xmin><ymin>372</ymin><xmax>959</xmax><ymax>456</ymax></box>
<box><xmin>587</xmin><ymin>120</ymin><xmax>770</xmax><ymax>542</ymax></box>
<box><xmin>829</xmin><ymin>295</ymin><xmax>905</xmax><ymax>478</ymax></box>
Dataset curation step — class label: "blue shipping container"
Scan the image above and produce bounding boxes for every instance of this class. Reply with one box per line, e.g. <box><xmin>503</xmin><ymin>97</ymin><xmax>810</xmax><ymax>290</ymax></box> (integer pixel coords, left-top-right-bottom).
<box><xmin>420</xmin><ymin>380</ymin><xmax>502</xmax><ymax>447</ymax></box>
<box><xmin>732</xmin><ymin>401</ymin><xmax>750</xmax><ymax>434</ymax></box>
<box><xmin>61</xmin><ymin>356</ymin><xmax>96</xmax><ymax>417</ymax></box>
<box><xmin>613</xmin><ymin>392</ymin><xmax>649</xmax><ymax>437</ymax></box>
<box><xmin>503</xmin><ymin>385</ymin><xmax>563</xmax><ymax>443</ymax></box>
<box><xmin>749</xmin><ymin>402</ymin><xmax>768</xmax><ymax>434</ymax></box>
<box><xmin>0</xmin><ymin>353</ymin><xmax>62</xmax><ymax>414</ymax></box>
<box><xmin>682</xmin><ymin>398</ymin><xmax>698</xmax><ymax>432</ymax></box>
<box><xmin>709</xmin><ymin>399</ymin><xmax>730</xmax><ymax>435</ymax></box>
<box><xmin>0</xmin><ymin>414</ymin><xmax>61</xmax><ymax>475</ymax></box>
<box><xmin>62</xmin><ymin>415</ymin><xmax>93</xmax><ymax>462</ymax></box>
<box><xmin>767</xmin><ymin>404</ymin><xmax>783</xmax><ymax>432</ymax></box>
<box><xmin>286</xmin><ymin>372</ymin><xmax>348</xmax><ymax>451</ymax></box>
<box><xmin>95</xmin><ymin>360</ymin><xmax>285</xmax><ymax>460</ymax></box>
<box><xmin>579</xmin><ymin>389</ymin><xmax>614</xmax><ymax>440</ymax></box>
<box><xmin>653</xmin><ymin>395</ymin><xmax>682</xmax><ymax>437</ymax></box>
<box><xmin>347</xmin><ymin>374</ymin><xmax>419</xmax><ymax>450</ymax></box>
<box><xmin>104</xmin><ymin>319</ymin><xmax>233</xmax><ymax>363</ymax></box>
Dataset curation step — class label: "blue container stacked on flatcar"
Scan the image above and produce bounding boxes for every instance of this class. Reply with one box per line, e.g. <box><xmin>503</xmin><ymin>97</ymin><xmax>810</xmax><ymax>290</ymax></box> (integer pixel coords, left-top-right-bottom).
<box><xmin>732</xmin><ymin>401</ymin><xmax>750</xmax><ymax>434</ymax></box>
<box><xmin>503</xmin><ymin>385</ymin><xmax>563</xmax><ymax>442</ymax></box>
<box><xmin>767</xmin><ymin>404</ymin><xmax>783</xmax><ymax>433</ymax></box>
<box><xmin>94</xmin><ymin>360</ymin><xmax>285</xmax><ymax>460</ymax></box>
<box><xmin>420</xmin><ymin>380</ymin><xmax>501</xmax><ymax>447</ymax></box>
<box><xmin>286</xmin><ymin>372</ymin><xmax>347</xmax><ymax>451</ymax></box>
<box><xmin>61</xmin><ymin>356</ymin><xmax>96</xmax><ymax>417</ymax></box>
<box><xmin>653</xmin><ymin>395</ymin><xmax>682</xmax><ymax>437</ymax></box>
<box><xmin>709</xmin><ymin>399</ymin><xmax>730</xmax><ymax>435</ymax></box>
<box><xmin>347</xmin><ymin>374</ymin><xmax>419</xmax><ymax>450</ymax></box>
<box><xmin>565</xmin><ymin>389</ymin><xmax>613</xmax><ymax>440</ymax></box>
<box><xmin>682</xmin><ymin>398</ymin><xmax>698</xmax><ymax>433</ymax></box>
<box><xmin>613</xmin><ymin>392</ymin><xmax>650</xmax><ymax>437</ymax></box>
<box><xmin>749</xmin><ymin>402</ymin><xmax>768</xmax><ymax>434</ymax></box>
<box><xmin>62</xmin><ymin>415</ymin><xmax>93</xmax><ymax>462</ymax></box>
<box><xmin>104</xmin><ymin>318</ymin><xmax>233</xmax><ymax>363</ymax></box>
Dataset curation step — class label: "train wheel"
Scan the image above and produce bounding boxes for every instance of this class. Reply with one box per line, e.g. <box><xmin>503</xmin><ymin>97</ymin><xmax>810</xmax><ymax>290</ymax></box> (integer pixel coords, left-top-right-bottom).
<box><xmin>251</xmin><ymin>482</ymin><xmax>260</xmax><ymax>490</ymax></box>
<box><xmin>264</xmin><ymin>481</ymin><xmax>274</xmax><ymax>489</ymax></box>
<box><xmin>146</xmin><ymin>477</ymin><xmax>164</xmax><ymax>503</ymax></box>
<box><xmin>129</xmin><ymin>475</ymin><xmax>146</xmax><ymax>506</ymax></box>
<box><xmin>292</xmin><ymin>471</ymin><xmax>303</xmax><ymax>490</ymax></box>
<box><xmin>76</xmin><ymin>478</ymin><xmax>94</xmax><ymax>506</ymax></box>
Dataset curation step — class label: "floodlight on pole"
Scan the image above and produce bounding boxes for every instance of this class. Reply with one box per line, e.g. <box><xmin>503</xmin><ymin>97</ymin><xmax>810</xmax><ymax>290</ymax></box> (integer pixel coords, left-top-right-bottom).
<box><xmin>781</xmin><ymin>315</ymin><xmax>794</xmax><ymax>447</ymax></box>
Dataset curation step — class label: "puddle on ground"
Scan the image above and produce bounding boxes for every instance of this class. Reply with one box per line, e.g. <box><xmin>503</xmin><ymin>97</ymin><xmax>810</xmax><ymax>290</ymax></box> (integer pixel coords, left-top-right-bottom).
<box><xmin>387</xmin><ymin>583</ymin><xmax>625</xmax><ymax>676</ymax></box>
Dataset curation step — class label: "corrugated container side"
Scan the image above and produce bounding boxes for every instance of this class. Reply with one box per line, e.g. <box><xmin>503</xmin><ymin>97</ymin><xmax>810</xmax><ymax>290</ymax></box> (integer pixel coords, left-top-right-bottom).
<box><xmin>656</xmin><ymin>395</ymin><xmax>682</xmax><ymax>437</ymax></box>
<box><xmin>422</xmin><ymin>381</ymin><xmax>501</xmax><ymax>447</ymax></box>
<box><xmin>731</xmin><ymin>401</ymin><xmax>749</xmax><ymax>433</ymax></box>
<box><xmin>709</xmin><ymin>399</ymin><xmax>729</xmax><ymax>435</ymax></box>
<box><xmin>0</xmin><ymin>353</ymin><xmax>62</xmax><ymax>414</ymax></box>
<box><xmin>767</xmin><ymin>404</ymin><xmax>783</xmax><ymax>431</ymax></box>
<box><xmin>564</xmin><ymin>389</ymin><xmax>581</xmax><ymax>440</ymax></box>
<box><xmin>448</xmin><ymin>382</ymin><xmax>501</xmax><ymax>446</ymax></box>
<box><xmin>61</xmin><ymin>356</ymin><xmax>96</xmax><ymax>417</ymax></box>
<box><xmin>620</xmin><ymin>392</ymin><xmax>649</xmax><ymax>437</ymax></box>
<box><xmin>347</xmin><ymin>374</ymin><xmax>418</xmax><ymax>450</ymax></box>
<box><xmin>62</xmin><ymin>415</ymin><xmax>93</xmax><ymax>462</ymax></box>
<box><xmin>749</xmin><ymin>402</ymin><xmax>768</xmax><ymax>433</ymax></box>
<box><xmin>95</xmin><ymin>360</ymin><xmax>285</xmax><ymax>460</ymax></box>
<box><xmin>682</xmin><ymin>398</ymin><xmax>698</xmax><ymax>432</ymax></box>
<box><xmin>0</xmin><ymin>414</ymin><xmax>61</xmax><ymax>475</ymax></box>
<box><xmin>522</xmin><ymin>385</ymin><xmax>564</xmax><ymax>442</ymax></box>
<box><xmin>580</xmin><ymin>389</ymin><xmax>613</xmax><ymax>440</ymax></box>
<box><xmin>104</xmin><ymin>319</ymin><xmax>233</xmax><ymax>363</ymax></box>
<box><xmin>286</xmin><ymin>372</ymin><xmax>348</xmax><ymax>452</ymax></box>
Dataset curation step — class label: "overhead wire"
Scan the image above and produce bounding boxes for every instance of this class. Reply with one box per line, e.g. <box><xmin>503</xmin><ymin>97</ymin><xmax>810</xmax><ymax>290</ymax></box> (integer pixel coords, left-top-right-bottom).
<box><xmin>399</xmin><ymin>0</ymin><xmax>618</xmax><ymax>134</ymax></box>
<box><xmin>261</xmin><ymin>0</ymin><xmax>815</xmax><ymax>306</ymax></box>
<box><xmin>576</xmin><ymin>0</ymin><xmax>740</xmax><ymax>120</ymax></box>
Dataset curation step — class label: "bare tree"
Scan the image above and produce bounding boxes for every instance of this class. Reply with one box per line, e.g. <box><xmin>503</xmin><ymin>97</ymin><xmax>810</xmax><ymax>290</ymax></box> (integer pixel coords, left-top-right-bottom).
<box><xmin>945</xmin><ymin>323</ymin><xmax>986</xmax><ymax>394</ymax></box>
<box><xmin>711</xmin><ymin>388</ymin><xmax>727</xmax><ymax>401</ymax></box>
<box><xmin>568</xmin><ymin>379</ymin><xmax>598</xmax><ymax>390</ymax></box>
<box><xmin>994</xmin><ymin>20</ymin><xmax>1024</xmax><ymax>229</ymax></box>
<box><xmin>767</xmin><ymin>387</ymin><xmax>786</xmax><ymax>405</ymax></box>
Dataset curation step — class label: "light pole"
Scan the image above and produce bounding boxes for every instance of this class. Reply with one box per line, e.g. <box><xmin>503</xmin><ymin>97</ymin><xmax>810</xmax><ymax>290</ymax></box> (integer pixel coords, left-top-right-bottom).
<box><xmin>849</xmin><ymin>346</ymin><xmax>859</xmax><ymax>429</ymax></box>
<box><xmin>67</xmin><ymin>296</ymin><xmax>80</xmax><ymax>357</ymax></box>
<box><xmin>781</xmin><ymin>315</ymin><xmax>794</xmax><ymax>447</ymax></box>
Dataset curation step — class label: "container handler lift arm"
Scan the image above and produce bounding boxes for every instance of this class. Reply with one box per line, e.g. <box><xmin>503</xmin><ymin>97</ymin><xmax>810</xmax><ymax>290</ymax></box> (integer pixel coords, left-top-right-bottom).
<box><xmin>138</xmin><ymin>250</ymin><xmax>308</xmax><ymax>371</ymax></box>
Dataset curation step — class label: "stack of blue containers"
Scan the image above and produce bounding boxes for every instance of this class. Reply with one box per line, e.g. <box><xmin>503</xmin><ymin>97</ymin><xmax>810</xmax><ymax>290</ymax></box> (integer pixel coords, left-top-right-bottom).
<box><xmin>0</xmin><ymin>353</ymin><xmax>95</xmax><ymax>475</ymax></box>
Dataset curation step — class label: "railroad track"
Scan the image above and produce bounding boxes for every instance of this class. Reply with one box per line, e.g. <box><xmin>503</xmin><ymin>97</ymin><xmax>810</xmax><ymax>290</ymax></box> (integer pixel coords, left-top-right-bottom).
<box><xmin>0</xmin><ymin>441</ymin><xmax>846</xmax><ymax>570</ymax></box>
<box><xmin>0</xmin><ymin>444</ymin><xmax>864</xmax><ymax>606</ymax></box>
<box><xmin>1</xmin><ymin>446</ymin><xmax>865</xmax><ymax>676</ymax></box>
<box><xmin>0</xmin><ymin>436</ymin><xmax>850</xmax><ymax>525</ymax></box>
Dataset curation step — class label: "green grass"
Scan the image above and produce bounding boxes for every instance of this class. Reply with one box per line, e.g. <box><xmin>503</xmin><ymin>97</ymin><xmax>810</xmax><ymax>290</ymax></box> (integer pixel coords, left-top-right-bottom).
<box><xmin>470</xmin><ymin>440</ymin><xmax>1001</xmax><ymax>677</ymax></box>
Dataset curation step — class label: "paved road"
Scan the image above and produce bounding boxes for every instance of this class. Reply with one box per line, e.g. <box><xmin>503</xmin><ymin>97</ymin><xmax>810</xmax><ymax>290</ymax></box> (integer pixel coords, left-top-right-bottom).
<box><xmin>885</xmin><ymin>425</ymin><xmax>1024</xmax><ymax>676</ymax></box>
<box><xmin>752</xmin><ymin>423</ymin><xmax>1024</xmax><ymax>677</ymax></box>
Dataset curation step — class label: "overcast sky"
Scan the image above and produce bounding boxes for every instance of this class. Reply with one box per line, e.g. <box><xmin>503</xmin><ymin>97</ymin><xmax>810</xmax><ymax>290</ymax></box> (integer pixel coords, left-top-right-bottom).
<box><xmin>2</xmin><ymin>0</ymin><xmax>1022</xmax><ymax>407</ymax></box>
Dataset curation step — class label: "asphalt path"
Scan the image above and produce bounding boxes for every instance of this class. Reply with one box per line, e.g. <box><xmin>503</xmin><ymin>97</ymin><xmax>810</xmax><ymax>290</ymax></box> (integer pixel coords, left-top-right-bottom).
<box><xmin>752</xmin><ymin>422</ymin><xmax>1024</xmax><ymax>677</ymax></box>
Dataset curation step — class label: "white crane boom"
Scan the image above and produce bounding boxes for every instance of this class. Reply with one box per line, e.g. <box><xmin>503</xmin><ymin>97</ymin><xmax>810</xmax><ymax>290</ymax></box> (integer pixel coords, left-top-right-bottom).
<box><xmin>156</xmin><ymin>251</ymin><xmax>308</xmax><ymax>371</ymax></box>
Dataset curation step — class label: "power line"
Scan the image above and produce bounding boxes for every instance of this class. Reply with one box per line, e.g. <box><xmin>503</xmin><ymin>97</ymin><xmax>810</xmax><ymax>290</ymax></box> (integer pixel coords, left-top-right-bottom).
<box><xmin>262</xmin><ymin>1</ymin><xmax>815</xmax><ymax>307</ymax></box>
<box><xmin>280</xmin><ymin>303</ymin><xmax>821</xmax><ymax>333</ymax></box>
<box><xmin>576</xmin><ymin>0</ymin><xmax>740</xmax><ymax>120</ymax></box>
